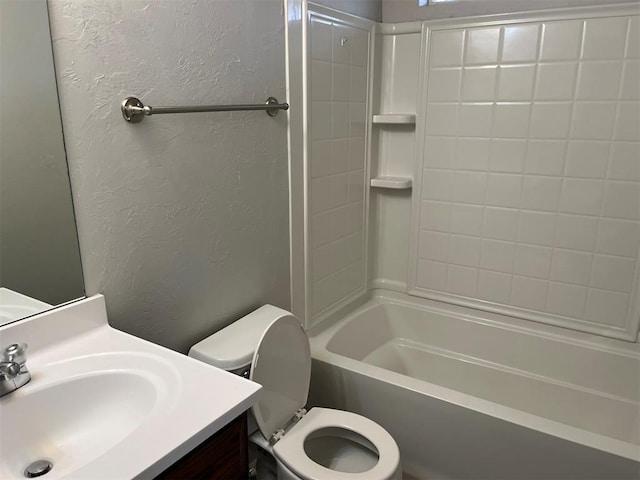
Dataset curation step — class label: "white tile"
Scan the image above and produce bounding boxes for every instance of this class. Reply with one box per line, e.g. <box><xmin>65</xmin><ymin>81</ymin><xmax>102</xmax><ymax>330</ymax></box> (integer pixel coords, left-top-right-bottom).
<box><xmin>609</xmin><ymin>142</ymin><xmax>640</xmax><ymax>181</ymax></box>
<box><xmin>586</xmin><ymin>288</ymin><xmax>630</xmax><ymax>327</ymax></box>
<box><xmin>311</xmin><ymin>18</ymin><xmax>332</xmax><ymax>61</ymax></box>
<box><xmin>422</xmin><ymin>169</ymin><xmax>454</xmax><ymax>201</ymax></box>
<box><xmin>332</xmin><ymin>63</ymin><xmax>350</xmax><ymax>102</ymax></box>
<box><xmin>486</xmin><ymin>173</ymin><xmax>522</xmax><ymax>208</ymax></box>
<box><xmin>346</xmin><ymin>202</ymin><xmax>364</xmax><ymax>235</ymax></box>
<box><xmin>614</xmin><ymin>102</ymin><xmax>640</xmax><ymax>142</ymax></box>
<box><xmin>430</xmin><ymin>30</ymin><xmax>465</xmax><ymax>67</ymax></box>
<box><xmin>502</xmin><ymin>24</ymin><xmax>540</xmax><ymax>63</ymax></box>
<box><xmin>591</xmin><ymin>254</ymin><xmax>636</xmax><ymax>293</ymax></box>
<box><xmin>582</xmin><ymin>17</ymin><xmax>628</xmax><ymax>60</ymax></box>
<box><xmin>332</xmin><ymin>102</ymin><xmax>350</xmax><ymax>138</ymax></box>
<box><xmin>627</xmin><ymin>17</ymin><xmax>640</xmax><ymax>59</ymax></box>
<box><xmin>311</xmin><ymin>102</ymin><xmax>331</xmax><ymax>140</ymax></box>
<box><xmin>449</xmin><ymin>234</ymin><xmax>481</xmax><ymax>267</ymax></box>
<box><xmin>348</xmin><ymin>170</ymin><xmax>364</xmax><ymax>203</ymax></box>
<box><xmin>550</xmin><ymin>249</ymin><xmax>593</xmax><ymax>285</ymax></box>
<box><xmin>421</xmin><ymin>201</ymin><xmax>451</xmax><ymax>232</ymax></box>
<box><xmin>565</xmin><ymin>141</ymin><xmax>609</xmax><ymax>179</ymax></box>
<box><xmin>555</xmin><ymin>214</ymin><xmax>598</xmax><ymax>251</ymax></box>
<box><xmin>425</xmin><ymin>137</ymin><xmax>455</xmax><ymax>169</ymax></box>
<box><xmin>547</xmin><ymin>282</ymin><xmax>587</xmax><ymax>318</ymax></box>
<box><xmin>455</xmin><ymin>138</ymin><xmax>490</xmax><ymax>171</ymax></box>
<box><xmin>530</xmin><ymin>103</ymin><xmax>572</xmax><ymax>139</ymax></box>
<box><xmin>571</xmin><ymin>102</ymin><xmax>617</xmax><ymax>140</ymax></box>
<box><xmin>426</xmin><ymin>103</ymin><xmax>459</xmax><ymax>136</ymax></box>
<box><xmin>330</xmin><ymin>205</ymin><xmax>350</xmax><ymax>241</ymax></box>
<box><xmin>521</xmin><ymin>176</ymin><xmax>562</xmax><ymax>212</ymax></box>
<box><xmin>428</xmin><ymin>68</ymin><xmax>462</xmax><ymax>102</ymax></box>
<box><xmin>621</xmin><ymin>60</ymin><xmax>640</xmax><ymax>100</ymax></box>
<box><xmin>331</xmin><ymin>139</ymin><xmax>349</xmax><ymax>174</ymax></box>
<box><xmin>462</xmin><ymin>67</ymin><xmax>497</xmax><ymax>101</ymax></box>
<box><xmin>458</xmin><ymin>104</ymin><xmax>493</xmax><ymax>137</ymax></box>
<box><xmin>514</xmin><ymin>244</ymin><xmax>553</xmax><ymax>279</ymax></box>
<box><xmin>418</xmin><ymin>230</ymin><xmax>449</xmax><ymax>262</ymax></box>
<box><xmin>484</xmin><ymin>207</ymin><xmax>519</xmax><ymax>241</ymax></box>
<box><xmin>493</xmin><ymin>103</ymin><xmax>531</xmax><ymax>138</ymax></box>
<box><xmin>541</xmin><ymin>20</ymin><xmax>583</xmax><ymax>61</ymax></box>
<box><xmin>481</xmin><ymin>239</ymin><xmax>516</xmax><ymax>273</ymax></box>
<box><xmin>350</xmin><ymin>65</ymin><xmax>368</xmax><ymax>103</ymax></box>
<box><xmin>446</xmin><ymin>264</ymin><xmax>478</xmax><ymax>297</ymax></box>
<box><xmin>311</xmin><ymin>176</ymin><xmax>332</xmax><ymax>214</ymax></box>
<box><xmin>350</xmin><ymin>31</ymin><xmax>369</xmax><ymax>67</ymax></box>
<box><xmin>535</xmin><ymin>63</ymin><xmax>578</xmax><ymax>101</ymax></box>
<box><xmin>511</xmin><ymin>276</ymin><xmax>548</xmax><ymax>310</ymax></box>
<box><xmin>517</xmin><ymin>210</ymin><xmax>556</xmax><ymax>246</ymax></box>
<box><xmin>311</xmin><ymin>60</ymin><xmax>332</xmax><ymax>101</ymax></box>
<box><xmin>348</xmin><ymin>138</ymin><xmax>365</xmax><ymax>171</ymax></box>
<box><xmin>477</xmin><ymin>270</ymin><xmax>512</xmax><ymax>304</ymax></box>
<box><xmin>602</xmin><ymin>181</ymin><xmax>640</xmax><ymax>220</ymax></box>
<box><xmin>466</xmin><ymin>27</ymin><xmax>501</xmax><ymax>65</ymax></box>
<box><xmin>596</xmin><ymin>218</ymin><xmax>640</xmax><ymax>258</ymax></box>
<box><xmin>490</xmin><ymin>140</ymin><xmax>526</xmax><ymax>172</ymax></box>
<box><xmin>311</xmin><ymin>140</ymin><xmax>332</xmax><ymax>179</ymax></box>
<box><xmin>312</xmin><ymin>211</ymin><xmax>332</xmax><ymax>248</ymax></box>
<box><xmin>451</xmin><ymin>204</ymin><xmax>484</xmax><ymax>236</ymax></box>
<box><xmin>497</xmin><ymin>65</ymin><xmax>535</xmax><ymax>101</ymax></box>
<box><xmin>577</xmin><ymin>61</ymin><xmax>622</xmax><ymax>100</ymax></box>
<box><xmin>558</xmin><ymin>178</ymin><xmax>604</xmax><ymax>216</ymax></box>
<box><xmin>349</xmin><ymin>102</ymin><xmax>366</xmax><ymax>137</ymax></box>
<box><xmin>417</xmin><ymin>260</ymin><xmax>448</xmax><ymax>291</ymax></box>
<box><xmin>332</xmin><ymin>24</ymin><xmax>352</xmax><ymax>64</ymax></box>
<box><xmin>525</xmin><ymin>140</ymin><xmax>566</xmax><ymax>176</ymax></box>
<box><xmin>452</xmin><ymin>171</ymin><xmax>488</xmax><ymax>204</ymax></box>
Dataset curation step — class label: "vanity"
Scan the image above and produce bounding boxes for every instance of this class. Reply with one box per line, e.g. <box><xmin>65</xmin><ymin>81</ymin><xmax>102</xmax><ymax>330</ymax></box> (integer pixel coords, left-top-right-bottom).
<box><xmin>0</xmin><ymin>296</ymin><xmax>261</xmax><ymax>480</ymax></box>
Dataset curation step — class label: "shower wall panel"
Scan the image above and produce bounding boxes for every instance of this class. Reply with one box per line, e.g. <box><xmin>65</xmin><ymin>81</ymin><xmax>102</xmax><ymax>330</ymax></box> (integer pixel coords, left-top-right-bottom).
<box><xmin>409</xmin><ymin>9</ymin><xmax>640</xmax><ymax>340</ymax></box>
<box><xmin>308</xmin><ymin>9</ymin><xmax>373</xmax><ymax>322</ymax></box>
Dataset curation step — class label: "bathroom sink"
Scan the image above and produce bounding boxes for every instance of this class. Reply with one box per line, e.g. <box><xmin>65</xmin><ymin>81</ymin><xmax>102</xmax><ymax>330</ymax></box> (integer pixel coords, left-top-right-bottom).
<box><xmin>0</xmin><ymin>353</ymin><xmax>179</xmax><ymax>480</ymax></box>
<box><xmin>0</xmin><ymin>295</ymin><xmax>261</xmax><ymax>479</ymax></box>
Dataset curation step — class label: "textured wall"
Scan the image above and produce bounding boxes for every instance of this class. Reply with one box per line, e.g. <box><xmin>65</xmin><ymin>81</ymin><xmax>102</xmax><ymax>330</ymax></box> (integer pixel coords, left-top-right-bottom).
<box><xmin>48</xmin><ymin>0</ymin><xmax>290</xmax><ymax>353</ymax></box>
<box><xmin>0</xmin><ymin>0</ymin><xmax>84</xmax><ymax>306</ymax></box>
<box><xmin>383</xmin><ymin>0</ymin><xmax>640</xmax><ymax>22</ymax></box>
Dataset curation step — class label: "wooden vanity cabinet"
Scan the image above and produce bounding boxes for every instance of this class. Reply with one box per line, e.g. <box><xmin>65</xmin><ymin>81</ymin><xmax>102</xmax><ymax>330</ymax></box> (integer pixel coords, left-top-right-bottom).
<box><xmin>155</xmin><ymin>412</ymin><xmax>248</xmax><ymax>480</ymax></box>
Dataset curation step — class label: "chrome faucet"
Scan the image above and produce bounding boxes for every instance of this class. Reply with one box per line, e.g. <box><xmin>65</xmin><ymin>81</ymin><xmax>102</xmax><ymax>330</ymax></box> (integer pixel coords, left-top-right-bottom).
<box><xmin>0</xmin><ymin>343</ymin><xmax>31</xmax><ymax>397</ymax></box>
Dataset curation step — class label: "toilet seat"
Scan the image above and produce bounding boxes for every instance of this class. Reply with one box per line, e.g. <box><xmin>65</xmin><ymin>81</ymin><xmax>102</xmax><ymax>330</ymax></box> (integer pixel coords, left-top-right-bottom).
<box><xmin>273</xmin><ymin>407</ymin><xmax>401</xmax><ymax>480</ymax></box>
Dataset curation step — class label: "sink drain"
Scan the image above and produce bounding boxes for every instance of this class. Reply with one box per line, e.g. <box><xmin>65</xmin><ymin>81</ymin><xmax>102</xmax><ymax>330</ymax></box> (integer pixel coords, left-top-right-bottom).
<box><xmin>24</xmin><ymin>460</ymin><xmax>53</xmax><ymax>478</ymax></box>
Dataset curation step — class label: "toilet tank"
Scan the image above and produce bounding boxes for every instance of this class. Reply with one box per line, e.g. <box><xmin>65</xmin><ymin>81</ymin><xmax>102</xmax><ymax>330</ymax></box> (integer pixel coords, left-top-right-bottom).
<box><xmin>188</xmin><ymin>305</ymin><xmax>286</xmax><ymax>376</ymax></box>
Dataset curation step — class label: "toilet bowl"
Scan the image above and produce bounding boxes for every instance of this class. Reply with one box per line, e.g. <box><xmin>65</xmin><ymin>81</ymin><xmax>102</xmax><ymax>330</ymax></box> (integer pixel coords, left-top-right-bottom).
<box><xmin>189</xmin><ymin>305</ymin><xmax>401</xmax><ymax>480</ymax></box>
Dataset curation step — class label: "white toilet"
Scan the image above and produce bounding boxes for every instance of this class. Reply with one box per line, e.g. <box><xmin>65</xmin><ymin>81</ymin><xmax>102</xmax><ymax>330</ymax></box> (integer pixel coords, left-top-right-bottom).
<box><xmin>189</xmin><ymin>305</ymin><xmax>401</xmax><ymax>480</ymax></box>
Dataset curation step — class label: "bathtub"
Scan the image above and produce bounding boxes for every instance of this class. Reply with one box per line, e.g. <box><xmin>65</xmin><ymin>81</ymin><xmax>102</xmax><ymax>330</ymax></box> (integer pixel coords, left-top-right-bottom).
<box><xmin>307</xmin><ymin>290</ymin><xmax>640</xmax><ymax>479</ymax></box>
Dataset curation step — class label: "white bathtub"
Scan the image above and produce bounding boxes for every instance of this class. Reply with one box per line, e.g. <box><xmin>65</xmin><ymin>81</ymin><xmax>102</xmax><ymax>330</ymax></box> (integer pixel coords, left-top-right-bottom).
<box><xmin>308</xmin><ymin>290</ymin><xmax>640</xmax><ymax>479</ymax></box>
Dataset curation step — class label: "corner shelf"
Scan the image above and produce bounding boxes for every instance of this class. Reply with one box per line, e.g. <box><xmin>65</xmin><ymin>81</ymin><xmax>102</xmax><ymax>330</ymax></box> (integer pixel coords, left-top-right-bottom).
<box><xmin>372</xmin><ymin>114</ymin><xmax>416</xmax><ymax>125</ymax></box>
<box><xmin>370</xmin><ymin>176</ymin><xmax>413</xmax><ymax>189</ymax></box>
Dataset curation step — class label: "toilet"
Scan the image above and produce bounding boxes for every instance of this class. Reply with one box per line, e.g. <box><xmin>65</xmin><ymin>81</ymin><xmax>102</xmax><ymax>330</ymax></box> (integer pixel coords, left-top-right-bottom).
<box><xmin>189</xmin><ymin>305</ymin><xmax>401</xmax><ymax>480</ymax></box>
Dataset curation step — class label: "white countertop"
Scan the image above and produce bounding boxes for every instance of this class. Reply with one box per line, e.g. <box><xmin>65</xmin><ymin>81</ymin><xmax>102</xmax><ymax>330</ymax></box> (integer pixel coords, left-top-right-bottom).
<box><xmin>0</xmin><ymin>295</ymin><xmax>261</xmax><ymax>479</ymax></box>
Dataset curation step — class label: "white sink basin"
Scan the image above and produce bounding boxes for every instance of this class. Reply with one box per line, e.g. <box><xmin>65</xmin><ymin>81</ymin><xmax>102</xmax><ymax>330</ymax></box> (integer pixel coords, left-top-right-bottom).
<box><xmin>0</xmin><ymin>295</ymin><xmax>261</xmax><ymax>479</ymax></box>
<box><xmin>0</xmin><ymin>353</ymin><xmax>179</xmax><ymax>480</ymax></box>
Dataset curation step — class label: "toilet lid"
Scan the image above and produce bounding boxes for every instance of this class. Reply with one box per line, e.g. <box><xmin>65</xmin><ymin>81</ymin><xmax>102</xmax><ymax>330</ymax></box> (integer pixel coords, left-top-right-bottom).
<box><xmin>250</xmin><ymin>313</ymin><xmax>311</xmax><ymax>439</ymax></box>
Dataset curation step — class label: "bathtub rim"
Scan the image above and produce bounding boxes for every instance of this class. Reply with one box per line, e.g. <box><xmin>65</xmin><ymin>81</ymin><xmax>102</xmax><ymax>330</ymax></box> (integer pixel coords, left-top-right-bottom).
<box><xmin>308</xmin><ymin>289</ymin><xmax>640</xmax><ymax>462</ymax></box>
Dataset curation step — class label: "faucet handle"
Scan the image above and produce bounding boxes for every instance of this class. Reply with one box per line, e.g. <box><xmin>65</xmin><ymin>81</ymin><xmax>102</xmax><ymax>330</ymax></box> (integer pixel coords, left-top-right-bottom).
<box><xmin>1</xmin><ymin>343</ymin><xmax>28</xmax><ymax>365</ymax></box>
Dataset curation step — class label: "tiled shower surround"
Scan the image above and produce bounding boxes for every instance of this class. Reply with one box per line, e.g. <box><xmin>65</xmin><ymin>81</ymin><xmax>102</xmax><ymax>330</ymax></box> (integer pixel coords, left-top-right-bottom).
<box><xmin>309</xmin><ymin>14</ymin><xmax>370</xmax><ymax>316</ymax></box>
<box><xmin>411</xmin><ymin>15</ymin><xmax>640</xmax><ymax>339</ymax></box>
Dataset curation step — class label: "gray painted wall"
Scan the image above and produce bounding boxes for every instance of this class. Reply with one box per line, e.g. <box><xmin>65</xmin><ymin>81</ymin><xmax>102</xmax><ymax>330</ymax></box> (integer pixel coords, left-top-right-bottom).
<box><xmin>48</xmin><ymin>0</ymin><xmax>290</xmax><ymax>353</ymax></box>
<box><xmin>383</xmin><ymin>0</ymin><xmax>640</xmax><ymax>22</ymax></box>
<box><xmin>0</xmin><ymin>0</ymin><xmax>84</xmax><ymax>306</ymax></box>
<box><xmin>315</xmin><ymin>0</ymin><xmax>382</xmax><ymax>21</ymax></box>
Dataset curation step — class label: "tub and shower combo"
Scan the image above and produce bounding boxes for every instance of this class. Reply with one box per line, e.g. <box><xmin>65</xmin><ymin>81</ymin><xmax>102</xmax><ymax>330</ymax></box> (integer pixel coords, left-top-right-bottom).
<box><xmin>289</xmin><ymin>1</ymin><xmax>640</xmax><ymax>478</ymax></box>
